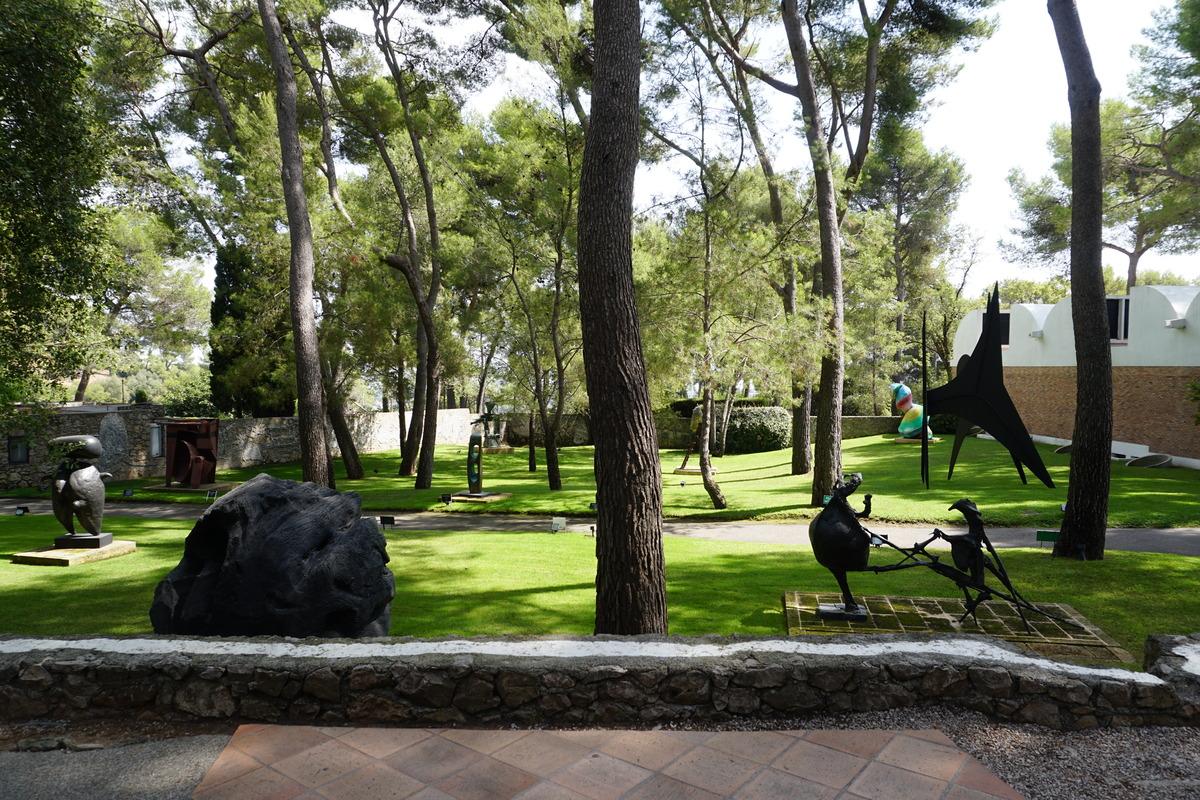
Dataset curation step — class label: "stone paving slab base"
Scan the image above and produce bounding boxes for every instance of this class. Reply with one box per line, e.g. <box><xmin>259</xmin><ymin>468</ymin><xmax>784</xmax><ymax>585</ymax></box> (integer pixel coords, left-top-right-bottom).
<box><xmin>784</xmin><ymin>591</ymin><xmax>1134</xmax><ymax>663</ymax></box>
<box><xmin>11</xmin><ymin>540</ymin><xmax>137</xmax><ymax>567</ymax></box>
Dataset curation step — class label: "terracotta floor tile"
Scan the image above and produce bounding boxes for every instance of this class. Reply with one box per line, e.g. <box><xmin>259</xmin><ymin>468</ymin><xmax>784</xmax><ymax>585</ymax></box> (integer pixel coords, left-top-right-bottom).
<box><xmin>731</xmin><ymin>768</ymin><xmax>839</xmax><ymax>800</ymax></box>
<box><xmin>624</xmin><ymin>774</ymin><xmax>724</xmax><ymax>800</ymax></box>
<box><xmin>385</xmin><ymin>736</ymin><xmax>484</xmax><ymax>784</ymax></box>
<box><xmin>514</xmin><ymin>782</ymin><xmax>593</xmax><ymax>800</ymax></box>
<box><xmin>313</xmin><ymin>762</ymin><xmax>425</xmax><ymax>800</ymax></box>
<box><xmin>551</xmin><ymin>752</ymin><xmax>655</xmax><ymax>799</ymax></box>
<box><xmin>407</xmin><ymin>787</ymin><xmax>459</xmax><ymax>800</ymax></box>
<box><xmin>435</xmin><ymin>756</ymin><xmax>539</xmax><ymax>800</ymax></box>
<box><xmin>660</xmin><ymin>746</ymin><xmax>761</xmax><ymax>796</ymax></box>
<box><xmin>600</xmin><ymin>731</ymin><xmax>696</xmax><ymax>771</ymax></box>
<box><xmin>953</xmin><ymin>758</ymin><xmax>1029</xmax><ymax>800</ymax></box>
<box><xmin>548</xmin><ymin>730</ymin><xmax>624</xmax><ymax>749</ymax></box>
<box><xmin>802</xmin><ymin>729</ymin><xmax>897</xmax><ymax>760</ymax></box>
<box><xmin>193</xmin><ymin>742</ymin><xmax>262</xmax><ymax>792</ymax></box>
<box><xmin>192</xmin><ymin>764</ymin><xmax>308</xmax><ymax>800</ymax></box>
<box><xmin>492</xmin><ymin>730</ymin><xmax>594</xmax><ymax>776</ymax></box>
<box><xmin>702</xmin><ymin>731</ymin><xmax>797</xmax><ymax>764</ymax></box>
<box><xmin>772</xmin><ymin>739</ymin><xmax>870</xmax><ymax>789</ymax></box>
<box><xmin>337</xmin><ymin>728</ymin><xmax>434</xmax><ymax>759</ymax></box>
<box><xmin>903</xmin><ymin>730</ymin><xmax>958</xmax><ymax>747</ymax></box>
<box><xmin>232</xmin><ymin>724</ymin><xmax>274</xmax><ymax>741</ymax></box>
<box><xmin>234</xmin><ymin>726</ymin><xmax>334</xmax><ymax>765</ymax></box>
<box><xmin>944</xmin><ymin>786</ymin><xmax>1022</xmax><ymax>800</ymax></box>
<box><xmin>876</xmin><ymin>735</ymin><xmax>968</xmax><ymax>781</ymax></box>
<box><xmin>660</xmin><ymin>731</ymin><xmax>716</xmax><ymax>745</ymax></box>
<box><xmin>273</xmin><ymin>739</ymin><xmax>378</xmax><ymax>788</ymax></box>
<box><xmin>441</xmin><ymin>729</ymin><xmax>532</xmax><ymax>754</ymax></box>
<box><xmin>846</xmin><ymin>761</ymin><xmax>948</xmax><ymax>800</ymax></box>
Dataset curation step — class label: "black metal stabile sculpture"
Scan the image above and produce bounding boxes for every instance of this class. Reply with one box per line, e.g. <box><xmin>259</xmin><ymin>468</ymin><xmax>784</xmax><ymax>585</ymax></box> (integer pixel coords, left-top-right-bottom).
<box><xmin>923</xmin><ymin>285</ymin><xmax>1054</xmax><ymax>489</ymax></box>
<box><xmin>807</xmin><ymin>475</ymin><xmax>1079</xmax><ymax>632</ymax></box>
<box><xmin>49</xmin><ymin>435</ymin><xmax>113</xmax><ymax>549</ymax></box>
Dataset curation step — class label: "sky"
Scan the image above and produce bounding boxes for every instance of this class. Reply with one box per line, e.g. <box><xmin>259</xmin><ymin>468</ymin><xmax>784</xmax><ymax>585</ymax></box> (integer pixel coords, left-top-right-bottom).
<box><xmin>920</xmin><ymin>0</ymin><xmax>1197</xmax><ymax>295</ymax></box>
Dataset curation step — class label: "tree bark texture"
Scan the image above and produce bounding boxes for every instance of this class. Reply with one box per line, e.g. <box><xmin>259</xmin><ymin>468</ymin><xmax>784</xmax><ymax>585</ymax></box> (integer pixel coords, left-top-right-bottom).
<box><xmin>257</xmin><ymin>0</ymin><xmax>330</xmax><ymax>487</ymax></box>
<box><xmin>578</xmin><ymin>0</ymin><xmax>668</xmax><ymax>635</ymax></box>
<box><xmin>1049</xmin><ymin>0</ymin><xmax>1111</xmax><ymax>560</ymax></box>
<box><xmin>780</xmin><ymin>0</ymin><xmax>845</xmax><ymax>505</ymax></box>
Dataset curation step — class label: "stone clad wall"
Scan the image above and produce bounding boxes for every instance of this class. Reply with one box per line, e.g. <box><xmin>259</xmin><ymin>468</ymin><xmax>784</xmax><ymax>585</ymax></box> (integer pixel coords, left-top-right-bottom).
<box><xmin>2</xmin><ymin>406</ymin><xmax>163</xmax><ymax>487</ymax></box>
<box><xmin>1</xmin><ymin>634</ymin><xmax>1197</xmax><ymax>732</ymax></box>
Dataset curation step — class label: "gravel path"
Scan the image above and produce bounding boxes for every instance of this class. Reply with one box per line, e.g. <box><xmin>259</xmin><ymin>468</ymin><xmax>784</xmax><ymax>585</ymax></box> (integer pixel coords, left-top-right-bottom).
<box><xmin>1</xmin><ymin>710</ymin><xmax>1198</xmax><ymax>800</ymax></box>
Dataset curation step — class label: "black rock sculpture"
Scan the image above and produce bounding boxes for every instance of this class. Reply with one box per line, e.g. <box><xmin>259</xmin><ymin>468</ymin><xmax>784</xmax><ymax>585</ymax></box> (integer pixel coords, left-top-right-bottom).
<box><xmin>150</xmin><ymin>473</ymin><xmax>394</xmax><ymax>638</ymax></box>
<box><xmin>49</xmin><ymin>435</ymin><xmax>113</xmax><ymax>548</ymax></box>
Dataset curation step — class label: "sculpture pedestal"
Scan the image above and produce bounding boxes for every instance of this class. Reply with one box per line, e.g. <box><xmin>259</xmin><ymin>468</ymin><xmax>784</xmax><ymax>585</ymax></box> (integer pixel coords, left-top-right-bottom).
<box><xmin>54</xmin><ymin>532</ymin><xmax>113</xmax><ymax>549</ymax></box>
<box><xmin>14</xmin><ymin>540</ymin><xmax>136</xmax><ymax>566</ymax></box>
<box><xmin>816</xmin><ymin>602</ymin><xmax>869</xmax><ymax>621</ymax></box>
<box><xmin>451</xmin><ymin>491</ymin><xmax>512</xmax><ymax>503</ymax></box>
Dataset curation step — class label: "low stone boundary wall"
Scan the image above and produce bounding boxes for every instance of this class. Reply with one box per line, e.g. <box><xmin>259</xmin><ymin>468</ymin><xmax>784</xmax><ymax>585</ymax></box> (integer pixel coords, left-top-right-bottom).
<box><xmin>2</xmin><ymin>634</ymin><xmax>1198</xmax><ymax>732</ymax></box>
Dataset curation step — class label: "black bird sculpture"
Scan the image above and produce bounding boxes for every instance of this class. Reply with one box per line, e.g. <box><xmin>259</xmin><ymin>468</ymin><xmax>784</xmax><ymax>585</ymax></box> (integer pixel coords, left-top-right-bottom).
<box><xmin>807</xmin><ymin>474</ymin><xmax>873</xmax><ymax>614</ymax></box>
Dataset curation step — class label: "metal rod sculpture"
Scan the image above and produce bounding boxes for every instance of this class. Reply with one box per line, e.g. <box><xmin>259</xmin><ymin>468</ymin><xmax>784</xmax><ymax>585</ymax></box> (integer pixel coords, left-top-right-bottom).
<box><xmin>808</xmin><ymin>474</ymin><xmax>1080</xmax><ymax>632</ymax></box>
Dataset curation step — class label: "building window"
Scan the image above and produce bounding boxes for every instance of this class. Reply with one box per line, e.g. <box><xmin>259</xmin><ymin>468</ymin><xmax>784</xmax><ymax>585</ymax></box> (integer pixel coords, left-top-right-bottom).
<box><xmin>984</xmin><ymin>309</ymin><xmax>1011</xmax><ymax>346</ymax></box>
<box><xmin>1107</xmin><ymin>296</ymin><xmax>1130</xmax><ymax>341</ymax></box>
<box><xmin>150</xmin><ymin>424</ymin><xmax>164</xmax><ymax>457</ymax></box>
<box><xmin>7</xmin><ymin>436</ymin><xmax>29</xmax><ymax>464</ymax></box>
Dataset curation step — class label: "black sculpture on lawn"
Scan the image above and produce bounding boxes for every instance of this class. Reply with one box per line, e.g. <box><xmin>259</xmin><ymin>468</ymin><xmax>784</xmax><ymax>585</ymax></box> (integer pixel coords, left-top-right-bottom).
<box><xmin>922</xmin><ymin>285</ymin><xmax>1054</xmax><ymax>489</ymax></box>
<box><xmin>49</xmin><ymin>434</ymin><xmax>113</xmax><ymax>548</ymax></box>
<box><xmin>808</xmin><ymin>474</ymin><xmax>1078</xmax><ymax>632</ymax></box>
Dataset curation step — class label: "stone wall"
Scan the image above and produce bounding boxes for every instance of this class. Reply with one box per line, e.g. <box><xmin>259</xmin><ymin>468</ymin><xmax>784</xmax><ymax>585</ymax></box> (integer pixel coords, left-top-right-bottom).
<box><xmin>1004</xmin><ymin>367</ymin><xmax>1200</xmax><ymax>460</ymax></box>
<box><xmin>3</xmin><ymin>405</ymin><xmax>163</xmax><ymax>487</ymax></box>
<box><xmin>506</xmin><ymin>413</ymin><xmax>899</xmax><ymax>451</ymax></box>
<box><xmin>1</xmin><ymin>634</ymin><xmax>1196</xmax><ymax>732</ymax></box>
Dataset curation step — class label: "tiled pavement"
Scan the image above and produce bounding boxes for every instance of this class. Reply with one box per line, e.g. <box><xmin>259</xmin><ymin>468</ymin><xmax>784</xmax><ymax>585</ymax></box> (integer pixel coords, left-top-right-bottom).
<box><xmin>192</xmin><ymin>725</ymin><xmax>1027</xmax><ymax>800</ymax></box>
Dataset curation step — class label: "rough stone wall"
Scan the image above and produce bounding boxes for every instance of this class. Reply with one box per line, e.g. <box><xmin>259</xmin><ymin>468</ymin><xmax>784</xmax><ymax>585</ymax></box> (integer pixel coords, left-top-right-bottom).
<box><xmin>2</xmin><ymin>405</ymin><xmax>164</xmax><ymax>487</ymax></box>
<box><xmin>1003</xmin><ymin>367</ymin><xmax>1200</xmax><ymax>459</ymax></box>
<box><xmin>1</xmin><ymin>634</ymin><xmax>1196</xmax><ymax>732</ymax></box>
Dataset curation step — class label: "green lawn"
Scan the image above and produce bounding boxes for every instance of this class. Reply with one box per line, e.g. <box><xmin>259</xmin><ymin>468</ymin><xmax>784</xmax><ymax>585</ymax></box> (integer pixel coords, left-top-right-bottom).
<box><xmin>1</xmin><ymin>514</ymin><xmax>1197</xmax><ymax>668</ymax></box>
<box><xmin>9</xmin><ymin>434</ymin><xmax>1194</xmax><ymax>527</ymax></box>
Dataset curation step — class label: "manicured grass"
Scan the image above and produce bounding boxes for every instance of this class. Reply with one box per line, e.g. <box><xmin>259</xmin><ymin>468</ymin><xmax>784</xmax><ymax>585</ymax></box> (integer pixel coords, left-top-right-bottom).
<box><xmin>2</xmin><ymin>515</ymin><xmax>1197</xmax><ymax>667</ymax></box>
<box><xmin>11</xmin><ymin>434</ymin><xmax>1193</xmax><ymax>527</ymax></box>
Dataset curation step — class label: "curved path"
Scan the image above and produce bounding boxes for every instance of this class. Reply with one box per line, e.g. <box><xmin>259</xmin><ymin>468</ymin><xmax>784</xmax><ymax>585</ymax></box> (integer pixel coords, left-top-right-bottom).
<box><xmin>6</xmin><ymin>498</ymin><xmax>1199</xmax><ymax>556</ymax></box>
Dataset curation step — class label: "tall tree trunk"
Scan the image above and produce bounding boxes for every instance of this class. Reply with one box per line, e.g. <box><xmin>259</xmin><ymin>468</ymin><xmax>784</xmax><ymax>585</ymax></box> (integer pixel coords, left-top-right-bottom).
<box><xmin>322</xmin><ymin>357</ymin><xmax>364</xmax><ymax>480</ymax></box>
<box><xmin>780</xmin><ymin>0</ymin><xmax>845</xmax><ymax>505</ymax></box>
<box><xmin>527</xmin><ymin>410</ymin><xmax>537</xmax><ymax>472</ymax></box>
<box><xmin>578</xmin><ymin>0</ymin><xmax>667</xmax><ymax>636</ymax></box>
<box><xmin>74</xmin><ymin>369</ymin><xmax>91</xmax><ymax>402</ymax></box>
<box><xmin>1050</xmin><ymin>0</ymin><xmax>1111</xmax><ymax>560</ymax></box>
<box><xmin>257</xmin><ymin>0</ymin><xmax>330</xmax><ymax>487</ymax></box>
<box><xmin>416</xmin><ymin>347</ymin><xmax>441</xmax><ymax>489</ymax></box>
<box><xmin>791</xmin><ymin>381</ymin><xmax>812</xmax><ymax>474</ymax></box>
<box><xmin>698</xmin><ymin>386</ymin><xmax>727</xmax><ymax>509</ymax></box>
<box><xmin>399</xmin><ymin>328</ymin><xmax>426</xmax><ymax>476</ymax></box>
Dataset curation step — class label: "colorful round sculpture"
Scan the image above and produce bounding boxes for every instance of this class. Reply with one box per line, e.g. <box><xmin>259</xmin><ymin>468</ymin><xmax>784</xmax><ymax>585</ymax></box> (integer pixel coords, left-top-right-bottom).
<box><xmin>890</xmin><ymin>382</ymin><xmax>929</xmax><ymax>439</ymax></box>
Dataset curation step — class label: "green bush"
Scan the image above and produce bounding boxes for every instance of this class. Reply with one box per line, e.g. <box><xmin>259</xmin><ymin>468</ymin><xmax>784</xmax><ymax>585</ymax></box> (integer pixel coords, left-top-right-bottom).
<box><xmin>928</xmin><ymin>413</ymin><xmax>959</xmax><ymax>435</ymax></box>
<box><xmin>724</xmin><ymin>407</ymin><xmax>791</xmax><ymax>453</ymax></box>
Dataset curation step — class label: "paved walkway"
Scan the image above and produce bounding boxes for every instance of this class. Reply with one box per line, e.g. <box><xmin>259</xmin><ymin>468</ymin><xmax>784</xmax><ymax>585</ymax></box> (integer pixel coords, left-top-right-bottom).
<box><xmin>7</xmin><ymin>498</ymin><xmax>1198</xmax><ymax>556</ymax></box>
<box><xmin>191</xmin><ymin>725</ymin><xmax>1025</xmax><ymax>800</ymax></box>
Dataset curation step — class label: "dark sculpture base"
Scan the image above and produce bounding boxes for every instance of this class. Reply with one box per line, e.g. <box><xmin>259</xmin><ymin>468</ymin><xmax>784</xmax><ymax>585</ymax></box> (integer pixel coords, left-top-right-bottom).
<box><xmin>54</xmin><ymin>532</ymin><xmax>113</xmax><ymax>549</ymax></box>
<box><xmin>816</xmin><ymin>602</ymin><xmax>869</xmax><ymax>621</ymax></box>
